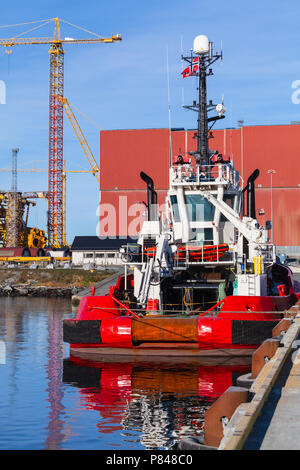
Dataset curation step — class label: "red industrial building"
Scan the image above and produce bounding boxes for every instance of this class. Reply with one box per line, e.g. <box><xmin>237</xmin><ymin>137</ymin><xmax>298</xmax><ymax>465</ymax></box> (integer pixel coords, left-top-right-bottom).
<box><xmin>99</xmin><ymin>124</ymin><xmax>300</xmax><ymax>254</ymax></box>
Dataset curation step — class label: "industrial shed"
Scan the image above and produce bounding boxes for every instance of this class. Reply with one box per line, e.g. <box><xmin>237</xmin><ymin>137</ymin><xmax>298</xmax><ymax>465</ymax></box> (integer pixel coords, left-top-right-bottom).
<box><xmin>99</xmin><ymin>124</ymin><xmax>300</xmax><ymax>255</ymax></box>
<box><xmin>71</xmin><ymin>236</ymin><xmax>137</xmax><ymax>267</ymax></box>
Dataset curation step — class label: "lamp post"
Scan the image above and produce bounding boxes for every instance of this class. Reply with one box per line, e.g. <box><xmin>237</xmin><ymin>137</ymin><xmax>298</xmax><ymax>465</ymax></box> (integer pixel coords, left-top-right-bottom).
<box><xmin>267</xmin><ymin>169</ymin><xmax>276</xmax><ymax>243</ymax></box>
<box><xmin>237</xmin><ymin>120</ymin><xmax>244</xmax><ymax>183</ymax></box>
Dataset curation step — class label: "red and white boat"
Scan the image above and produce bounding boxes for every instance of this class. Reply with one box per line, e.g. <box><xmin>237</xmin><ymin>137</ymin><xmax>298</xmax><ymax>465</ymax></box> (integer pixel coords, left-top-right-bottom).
<box><xmin>64</xmin><ymin>35</ymin><xmax>299</xmax><ymax>360</ymax></box>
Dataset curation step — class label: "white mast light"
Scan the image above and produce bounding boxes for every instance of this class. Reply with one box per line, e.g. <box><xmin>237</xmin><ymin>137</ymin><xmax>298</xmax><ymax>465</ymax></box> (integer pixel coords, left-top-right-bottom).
<box><xmin>216</xmin><ymin>103</ymin><xmax>227</xmax><ymax>117</ymax></box>
<box><xmin>193</xmin><ymin>35</ymin><xmax>210</xmax><ymax>55</ymax></box>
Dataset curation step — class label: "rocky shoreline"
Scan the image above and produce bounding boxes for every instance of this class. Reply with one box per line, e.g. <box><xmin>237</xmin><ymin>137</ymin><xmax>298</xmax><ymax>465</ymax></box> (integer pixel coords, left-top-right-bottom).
<box><xmin>0</xmin><ymin>285</ymin><xmax>80</xmax><ymax>297</ymax></box>
<box><xmin>0</xmin><ymin>268</ymin><xmax>116</xmax><ymax>298</ymax></box>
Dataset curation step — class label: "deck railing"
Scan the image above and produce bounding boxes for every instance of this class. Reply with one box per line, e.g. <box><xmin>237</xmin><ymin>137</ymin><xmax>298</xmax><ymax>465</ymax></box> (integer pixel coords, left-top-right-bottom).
<box><xmin>170</xmin><ymin>163</ymin><xmax>240</xmax><ymax>189</ymax></box>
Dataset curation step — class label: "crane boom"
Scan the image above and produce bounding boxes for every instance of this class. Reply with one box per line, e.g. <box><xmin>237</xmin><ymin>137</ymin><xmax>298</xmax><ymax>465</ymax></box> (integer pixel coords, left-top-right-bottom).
<box><xmin>0</xmin><ymin>35</ymin><xmax>121</xmax><ymax>47</ymax></box>
<box><xmin>59</xmin><ymin>97</ymin><xmax>100</xmax><ymax>183</ymax></box>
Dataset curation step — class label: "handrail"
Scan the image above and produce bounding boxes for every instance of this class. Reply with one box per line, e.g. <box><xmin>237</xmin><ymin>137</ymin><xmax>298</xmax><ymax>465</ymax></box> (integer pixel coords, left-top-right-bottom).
<box><xmin>109</xmin><ymin>292</ymin><xmax>141</xmax><ymax>319</ymax></box>
<box><xmin>198</xmin><ymin>298</ymin><xmax>226</xmax><ymax>317</ymax></box>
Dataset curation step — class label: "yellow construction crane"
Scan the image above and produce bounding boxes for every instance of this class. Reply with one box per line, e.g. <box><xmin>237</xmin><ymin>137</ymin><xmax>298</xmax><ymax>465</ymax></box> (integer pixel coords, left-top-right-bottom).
<box><xmin>0</xmin><ymin>17</ymin><xmax>121</xmax><ymax>247</ymax></box>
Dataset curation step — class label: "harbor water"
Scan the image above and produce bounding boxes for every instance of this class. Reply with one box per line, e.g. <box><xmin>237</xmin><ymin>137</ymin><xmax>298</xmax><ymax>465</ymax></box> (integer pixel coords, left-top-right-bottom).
<box><xmin>0</xmin><ymin>297</ymin><xmax>250</xmax><ymax>450</ymax></box>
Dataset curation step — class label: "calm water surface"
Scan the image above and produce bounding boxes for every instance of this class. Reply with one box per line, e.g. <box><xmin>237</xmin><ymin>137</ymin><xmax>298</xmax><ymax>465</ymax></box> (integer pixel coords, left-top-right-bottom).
<box><xmin>0</xmin><ymin>297</ymin><xmax>250</xmax><ymax>450</ymax></box>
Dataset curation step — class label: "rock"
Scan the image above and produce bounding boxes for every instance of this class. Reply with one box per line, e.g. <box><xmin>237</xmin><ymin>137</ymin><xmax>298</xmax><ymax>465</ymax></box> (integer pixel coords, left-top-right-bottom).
<box><xmin>3</xmin><ymin>285</ymin><xmax>12</xmax><ymax>292</ymax></box>
<box><xmin>16</xmin><ymin>288</ymin><xmax>29</xmax><ymax>296</ymax></box>
<box><xmin>1</xmin><ymin>285</ymin><xmax>13</xmax><ymax>296</ymax></box>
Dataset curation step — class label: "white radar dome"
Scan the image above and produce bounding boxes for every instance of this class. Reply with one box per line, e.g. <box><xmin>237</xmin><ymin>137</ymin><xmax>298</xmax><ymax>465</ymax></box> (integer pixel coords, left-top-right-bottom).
<box><xmin>193</xmin><ymin>35</ymin><xmax>210</xmax><ymax>55</ymax></box>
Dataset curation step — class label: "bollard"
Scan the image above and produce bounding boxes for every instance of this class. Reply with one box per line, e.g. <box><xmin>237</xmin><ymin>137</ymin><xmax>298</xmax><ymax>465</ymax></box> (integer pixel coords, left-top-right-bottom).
<box><xmin>272</xmin><ymin>318</ymin><xmax>292</xmax><ymax>337</ymax></box>
<box><xmin>285</xmin><ymin>305</ymin><xmax>300</xmax><ymax>317</ymax></box>
<box><xmin>251</xmin><ymin>338</ymin><xmax>280</xmax><ymax>379</ymax></box>
<box><xmin>203</xmin><ymin>386</ymin><xmax>249</xmax><ymax>448</ymax></box>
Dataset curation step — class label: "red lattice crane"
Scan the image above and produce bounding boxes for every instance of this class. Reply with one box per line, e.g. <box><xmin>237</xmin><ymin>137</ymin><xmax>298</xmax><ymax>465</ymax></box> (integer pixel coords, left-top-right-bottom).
<box><xmin>0</xmin><ymin>18</ymin><xmax>121</xmax><ymax>247</ymax></box>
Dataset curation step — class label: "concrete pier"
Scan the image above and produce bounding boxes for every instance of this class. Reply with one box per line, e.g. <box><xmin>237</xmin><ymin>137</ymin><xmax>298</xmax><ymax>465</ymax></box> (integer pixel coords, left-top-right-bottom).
<box><xmin>218</xmin><ymin>310</ymin><xmax>300</xmax><ymax>450</ymax></box>
<box><xmin>244</xmin><ymin>329</ymin><xmax>300</xmax><ymax>449</ymax></box>
<box><xmin>71</xmin><ymin>269</ymin><xmax>122</xmax><ymax>305</ymax></box>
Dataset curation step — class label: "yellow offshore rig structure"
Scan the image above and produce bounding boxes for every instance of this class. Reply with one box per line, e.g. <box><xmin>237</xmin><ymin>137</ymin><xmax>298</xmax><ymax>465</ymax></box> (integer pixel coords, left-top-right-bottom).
<box><xmin>0</xmin><ymin>191</ymin><xmax>47</xmax><ymax>249</ymax></box>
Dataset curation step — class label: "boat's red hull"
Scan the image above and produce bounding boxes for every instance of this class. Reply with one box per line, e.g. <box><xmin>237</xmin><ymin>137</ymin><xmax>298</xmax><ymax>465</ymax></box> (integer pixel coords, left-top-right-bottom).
<box><xmin>63</xmin><ymin>272</ymin><xmax>300</xmax><ymax>359</ymax></box>
<box><xmin>63</xmin><ymin>290</ymin><xmax>300</xmax><ymax>359</ymax></box>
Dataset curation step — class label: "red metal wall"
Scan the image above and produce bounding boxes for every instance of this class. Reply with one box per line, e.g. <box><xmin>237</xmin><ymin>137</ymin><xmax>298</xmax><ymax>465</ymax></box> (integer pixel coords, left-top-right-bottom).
<box><xmin>100</xmin><ymin>125</ymin><xmax>300</xmax><ymax>247</ymax></box>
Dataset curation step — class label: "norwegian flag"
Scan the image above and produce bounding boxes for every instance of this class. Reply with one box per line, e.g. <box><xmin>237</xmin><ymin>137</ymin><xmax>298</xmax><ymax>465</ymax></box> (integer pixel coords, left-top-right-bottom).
<box><xmin>181</xmin><ymin>57</ymin><xmax>199</xmax><ymax>78</ymax></box>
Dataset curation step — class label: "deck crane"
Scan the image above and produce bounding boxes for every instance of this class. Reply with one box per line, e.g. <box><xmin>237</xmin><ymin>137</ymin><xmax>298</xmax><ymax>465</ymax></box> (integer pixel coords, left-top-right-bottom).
<box><xmin>0</xmin><ymin>17</ymin><xmax>121</xmax><ymax>248</ymax></box>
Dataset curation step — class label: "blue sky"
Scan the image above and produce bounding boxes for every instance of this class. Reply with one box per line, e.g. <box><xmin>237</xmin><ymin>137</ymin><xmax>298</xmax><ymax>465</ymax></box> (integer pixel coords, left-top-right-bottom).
<box><xmin>0</xmin><ymin>0</ymin><xmax>299</xmax><ymax>242</ymax></box>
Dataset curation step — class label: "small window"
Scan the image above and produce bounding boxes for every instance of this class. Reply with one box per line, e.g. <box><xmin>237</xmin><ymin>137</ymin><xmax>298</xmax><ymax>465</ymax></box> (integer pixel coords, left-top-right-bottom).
<box><xmin>170</xmin><ymin>195</ymin><xmax>180</xmax><ymax>222</ymax></box>
<box><xmin>220</xmin><ymin>194</ymin><xmax>235</xmax><ymax>222</ymax></box>
<box><xmin>95</xmin><ymin>253</ymin><xmax>104</xmax><ymax>258</ymax></box>
<box><xmin>84</xmin><ymin>253</ymin><xmax>93</xmax><ymax>258</ymax></box>
<box><xmin>190</xmin><ymin>228</ymin><xmax>213</xmax><ymax>243</ymax></box>
<box><xmin>107</xmin><ymin>253</ymin><xmax>115</xmax><ymax>258</ymax></box>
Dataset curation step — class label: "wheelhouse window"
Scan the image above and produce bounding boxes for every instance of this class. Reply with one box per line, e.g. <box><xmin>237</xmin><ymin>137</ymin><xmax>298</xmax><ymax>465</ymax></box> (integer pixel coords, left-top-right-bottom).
<box><xmin>184</xmin><ymin>194</ymin><xmax>215</xmax><ymax>222</ymax></box>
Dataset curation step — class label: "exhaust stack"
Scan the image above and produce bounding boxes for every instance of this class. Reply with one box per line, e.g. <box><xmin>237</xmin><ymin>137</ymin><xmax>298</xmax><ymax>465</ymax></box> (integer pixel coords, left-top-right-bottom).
<box><xmin>140</xmin><ymin>172</ymin><xmax>157</xmax><ymax>221</ymax></box>
<box><xmin>246</xmin><ymin>169</ymin><xmax>260</xmax><ymax>219</ymax></box>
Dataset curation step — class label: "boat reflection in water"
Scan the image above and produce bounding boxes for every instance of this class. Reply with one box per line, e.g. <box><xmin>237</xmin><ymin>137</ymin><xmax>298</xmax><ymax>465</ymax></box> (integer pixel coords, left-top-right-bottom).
<box><xmin>63</xmin><ymin>356</ymin><xmax>251</xmax><ymax>449</ymax></box>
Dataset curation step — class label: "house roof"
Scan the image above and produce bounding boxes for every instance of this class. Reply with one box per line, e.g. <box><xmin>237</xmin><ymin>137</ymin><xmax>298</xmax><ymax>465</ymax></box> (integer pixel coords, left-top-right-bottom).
<box><xmin>71</xmin><ymin>236</ymin><xmax>138</xmax><ymax>251</ymax></box>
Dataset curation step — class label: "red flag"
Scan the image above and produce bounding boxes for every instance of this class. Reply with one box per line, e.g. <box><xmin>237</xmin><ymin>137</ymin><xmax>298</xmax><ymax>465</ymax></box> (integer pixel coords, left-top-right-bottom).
<box><xmin>191</xmin><ymin>57</ymin><xmax>199</xmax><ymax>73</ymax></box>
<box><xmin>181</xmin><ymin>57</ymin><xmax>199</xmax><ymax>78</ymax></box>
<box><xmin>181</xmin><ymin>65</ymin><xmax>191</xmax><ymax>78</ymax></box>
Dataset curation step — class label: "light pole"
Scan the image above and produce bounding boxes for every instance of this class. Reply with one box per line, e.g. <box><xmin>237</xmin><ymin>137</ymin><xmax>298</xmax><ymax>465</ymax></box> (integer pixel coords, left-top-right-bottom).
<box><xmin>267</xmin><ymin>169</ymin><xmax>276</xmax><ymax>243</ymax></box>
<box><xmin>237</xmin><ymin>120</ymin><xmax>244</xmax><ymax>183</ymax></box>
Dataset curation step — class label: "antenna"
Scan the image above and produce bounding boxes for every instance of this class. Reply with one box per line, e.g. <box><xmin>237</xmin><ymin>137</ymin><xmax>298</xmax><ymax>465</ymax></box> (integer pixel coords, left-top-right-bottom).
<box><xmin>220</xmin><ymin>40</ymin><xmax>223</xmax><ymax>64</ymax></box>
<box><xmin>11</xmin><ymin>147</ymin><xmax>19</xmax><ymax>193</ymax></box>
<box><xmin>166</xmin><ymin>44</ymin><xmax>172</xmax><ymax>167</ymax></box>
<box><xmin>180</xmin><ymin>35</ymin><xmax>184</xmax><ymax>106</ymax></box>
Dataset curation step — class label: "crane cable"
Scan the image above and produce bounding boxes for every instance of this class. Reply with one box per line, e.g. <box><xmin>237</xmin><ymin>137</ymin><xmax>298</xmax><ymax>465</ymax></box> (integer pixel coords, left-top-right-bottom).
<box><xmin>59</xmin><ymin>18</ymin><xmax>107</xmax><ymax>39</ymax></box>
<box><xmin>0</xmin><ymin>17</ymin><xmax>110</xmax><ymax>40</ymax></box>
<box><xmin>0</xmin><ymin>19</ymin><xmax>53</xmax><ymax>28</ymax></box>
<box><xmin>67</xmin><ymin>99</ymin><xmax>100</xmax><ymax>130</ymax></box>
<box><xmin>7</xmin><ymin>20</ymin><xmax>53</xmax><ymax>40</ymax></box>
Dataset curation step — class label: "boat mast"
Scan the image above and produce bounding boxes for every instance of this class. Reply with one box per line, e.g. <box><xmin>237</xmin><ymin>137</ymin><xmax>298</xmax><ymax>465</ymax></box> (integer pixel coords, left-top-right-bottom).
<box><xmin>182</xmin><ymin>36</ymin><xmax>224</xmax><ymax>167</ymax></box>
<box><xmin>198</xmin><ymin>53</ymin><xmax>208</xmax><ymax>165</ymax></box>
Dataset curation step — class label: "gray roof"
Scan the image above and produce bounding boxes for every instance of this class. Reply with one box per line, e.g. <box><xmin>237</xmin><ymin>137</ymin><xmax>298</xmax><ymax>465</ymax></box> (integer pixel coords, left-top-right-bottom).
<box><xmin>71</xmin><ymin>236</ymin><xmax>137</xmax><ymax>251</ymax></box>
